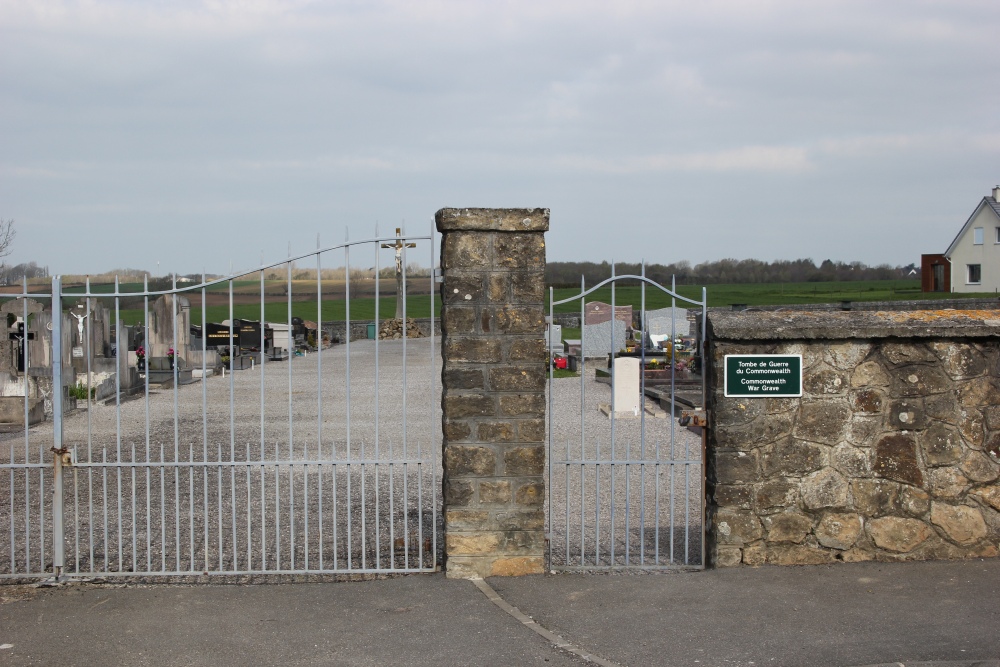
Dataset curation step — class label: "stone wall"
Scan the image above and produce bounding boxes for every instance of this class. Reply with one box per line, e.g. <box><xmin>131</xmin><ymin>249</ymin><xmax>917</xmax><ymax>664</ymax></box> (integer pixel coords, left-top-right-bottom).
<box><xmin>707</xmin><ymin>309</ymin><xmax>1000</xmax><ymax>567</ymax></box>
<box><xmin>437</xmin><ymin>207</ymin><xmax>549</xmax><ymax>578</ymax></box>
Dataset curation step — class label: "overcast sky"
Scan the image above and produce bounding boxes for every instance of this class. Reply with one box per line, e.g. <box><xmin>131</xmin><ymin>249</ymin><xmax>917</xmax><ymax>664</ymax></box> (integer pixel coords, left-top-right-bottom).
<box><xmin>2</xmin><ymin>0</ymin><xmax>999</xmax><ymax>277</ymax></box>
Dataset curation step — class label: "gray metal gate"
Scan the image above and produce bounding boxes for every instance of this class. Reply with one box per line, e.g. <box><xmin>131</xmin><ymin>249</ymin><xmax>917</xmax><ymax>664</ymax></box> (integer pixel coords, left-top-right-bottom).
<box><xmin>547</xmin><ymin>266</ymin><xmax>707</xmax><ymax>570</ymax></box>
<box><xmin>1</xmin><ymin>225</ymin><xmax>441</xmax><ymax>580</ymax></box>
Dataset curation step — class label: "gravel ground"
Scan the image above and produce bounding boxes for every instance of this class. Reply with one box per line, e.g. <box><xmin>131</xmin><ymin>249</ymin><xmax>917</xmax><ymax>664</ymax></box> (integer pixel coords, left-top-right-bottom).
<box><xmin>1</xmin><ymin>338</ymin><xmax>442</xmax><ymax>577</ymax></box>
<box><xmin>546</xmin><ymin>375</ymin><xmax>705</xmax><ymax>569</ymax></box>
<box><xmin>2</xmin><ymin>340</ymin><xmax>703</xmax><ymax>578</ymax></box>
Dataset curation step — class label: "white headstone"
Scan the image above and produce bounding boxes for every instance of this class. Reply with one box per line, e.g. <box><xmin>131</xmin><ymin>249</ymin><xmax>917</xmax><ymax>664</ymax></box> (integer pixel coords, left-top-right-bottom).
<box><xmin>612</xmin><ymin>357</ymin><xmax>641</xmax><ymax>416</ymax></box>
<box><xmin>548</xmin><ymin>323</ymin><xmax>562</xmax><ymax>353</ymax></box>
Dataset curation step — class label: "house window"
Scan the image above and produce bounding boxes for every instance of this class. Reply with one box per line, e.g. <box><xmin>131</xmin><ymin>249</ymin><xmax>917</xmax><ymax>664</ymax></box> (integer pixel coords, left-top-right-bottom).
<box><xmin>968</xmin><ymin>264</ymin><xmax>982</xmax><ymax>284</ymax></box>
<box><xmin>974</xmin><ymin>227</ymin><xmax>984</xmax><ymax>244</ymax></box>
<box><xmin>995</xmin><ymin>227</ymin><xmax>1000</xmax><ymax>243</ymax></box>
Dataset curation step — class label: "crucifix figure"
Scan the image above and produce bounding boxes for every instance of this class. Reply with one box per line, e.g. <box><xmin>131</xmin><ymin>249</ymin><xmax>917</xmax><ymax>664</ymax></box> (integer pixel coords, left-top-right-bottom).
<box><xmin>70</xmin><ymin>306</ymin><xmax>91</xmax><ymax>346</ymax></box>
<box><xmin>381</xmin><ymin>228</ymin><xmax>416</xmax><ymax>320</ymax></box>
<box><xmin>8</xmin><ymin>322</ymin><xmax>35</xmax><ymax>373</ymax></box>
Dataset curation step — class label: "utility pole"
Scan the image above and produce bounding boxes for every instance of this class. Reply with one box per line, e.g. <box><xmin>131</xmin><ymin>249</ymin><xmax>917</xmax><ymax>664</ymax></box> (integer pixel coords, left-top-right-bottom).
<box><xmin>381</xmin><ymin>228</ymin><xmax>416</xmax><ymax>320</ymax></box>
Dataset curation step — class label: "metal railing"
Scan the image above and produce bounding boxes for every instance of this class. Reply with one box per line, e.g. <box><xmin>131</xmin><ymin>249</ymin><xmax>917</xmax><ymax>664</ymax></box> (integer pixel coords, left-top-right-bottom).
<box><xmin>1</xmin><ymin>224</ymin><xmax>441</xmax><ymax>579</ymax></box>
<box><xmin>547</xmin><ymin>265</ymin><xmax>707</xmax><ymax>570</ymax></box>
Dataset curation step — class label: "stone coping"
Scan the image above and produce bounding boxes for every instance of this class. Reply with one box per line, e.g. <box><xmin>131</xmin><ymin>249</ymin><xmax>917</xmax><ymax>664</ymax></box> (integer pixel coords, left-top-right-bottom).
<box><xmin>708</xmin><ymin>309</ymin><xmax>1000</xmax><ymax>341</ymax></box>
<box><xmin>436</xmin><ymin>208</ymin><xmax>549</xmax><ymax>232</ymax></box>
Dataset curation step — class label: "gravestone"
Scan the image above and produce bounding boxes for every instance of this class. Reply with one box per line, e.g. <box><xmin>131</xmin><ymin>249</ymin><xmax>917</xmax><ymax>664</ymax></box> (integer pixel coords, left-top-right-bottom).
<box><xmin>583</xmin><ymin>301</ymin><xmax>632</xmax><ymax>326</ymax></box>
<box><xmin>548</xmin><ymin>323</ymin><xmax>562</xmax><ymax>354</ymax></box>
<box><xmin>645</xmin><ymin>306</ymin><xmax>690</xmax><ymax>349</ymax></box>
<box><xmin>581</xmin><ymin>319</ymin><xmax>627</xmax><ymax>357</ymax></box>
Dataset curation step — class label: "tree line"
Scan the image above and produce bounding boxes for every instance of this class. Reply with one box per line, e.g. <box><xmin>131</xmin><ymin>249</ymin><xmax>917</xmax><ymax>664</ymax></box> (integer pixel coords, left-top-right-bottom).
<box><xmin>545</xmin><ymin>258</ymin><xmax>918</xmax><ymax>287</ymax></box>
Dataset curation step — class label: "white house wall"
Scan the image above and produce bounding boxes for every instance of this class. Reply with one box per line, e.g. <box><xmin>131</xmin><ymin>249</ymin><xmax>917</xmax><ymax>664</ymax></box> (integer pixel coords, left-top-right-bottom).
<box><xmin>949</xmin><ymin>204</ymin><xmax>1000</xmax><ymax>293</ymax></box>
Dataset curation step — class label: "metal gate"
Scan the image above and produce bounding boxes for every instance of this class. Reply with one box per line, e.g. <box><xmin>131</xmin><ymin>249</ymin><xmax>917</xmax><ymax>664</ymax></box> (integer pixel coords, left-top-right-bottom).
<box><xmin>547</xmin><ymin>266</ymin><xmax>707</xmax><ymax>570</ymax></box>
<box><xmin>1</xmin><ymin>225</ymin><xmax>441</xmax><ymax>580</ymax></box>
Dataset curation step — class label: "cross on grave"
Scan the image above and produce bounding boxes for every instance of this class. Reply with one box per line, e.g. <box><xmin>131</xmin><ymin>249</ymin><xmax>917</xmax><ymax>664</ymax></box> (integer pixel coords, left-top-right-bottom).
<box><xmin>9</xmin><ymin>322</ymin><xmax>35</xmax><ymax>373</ymax></box>
<box><xmin>381</xmin><ymin>227</ymin><xmax>416</xmax><ymax>320</ymax></box>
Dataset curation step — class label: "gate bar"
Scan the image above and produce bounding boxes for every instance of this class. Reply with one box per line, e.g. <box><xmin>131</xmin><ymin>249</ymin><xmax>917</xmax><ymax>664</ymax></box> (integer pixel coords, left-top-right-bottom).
<box><xmin>51</xmin><ymin>275</ymin><xmax>64</xmax><ymax>579</ymax></box>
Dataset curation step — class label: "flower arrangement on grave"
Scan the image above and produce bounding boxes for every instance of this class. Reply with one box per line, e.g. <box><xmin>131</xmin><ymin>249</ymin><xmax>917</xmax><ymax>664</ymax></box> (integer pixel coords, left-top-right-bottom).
<box><xmin>136</xmin><ymin>345</ymin><xmax>145</xmax><ymax>370</ymax></box>
<box><xmin>167</xmin><ymin>347</ymin><xmax>175</xmax><ymax>359</ymax></box>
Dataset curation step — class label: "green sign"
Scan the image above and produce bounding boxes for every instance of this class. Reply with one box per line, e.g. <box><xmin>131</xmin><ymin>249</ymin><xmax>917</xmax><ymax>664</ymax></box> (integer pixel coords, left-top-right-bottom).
<box><xmin>724</xmin><ymin>355</ymin><xmax>802</xmax><ymax>397</ymax></box>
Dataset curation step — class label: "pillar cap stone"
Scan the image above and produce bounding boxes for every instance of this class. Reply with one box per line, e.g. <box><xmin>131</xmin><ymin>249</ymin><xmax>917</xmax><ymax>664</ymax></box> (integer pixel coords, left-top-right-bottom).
<box><xmin>436</xmin><ymin>208</ymin><xmax>549</xmax><ymax>233</ymax></box>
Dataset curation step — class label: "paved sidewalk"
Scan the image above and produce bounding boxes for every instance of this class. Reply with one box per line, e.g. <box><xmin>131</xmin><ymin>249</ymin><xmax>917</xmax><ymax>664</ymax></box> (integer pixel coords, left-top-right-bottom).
<box><xmin>1</xmin><ymin>559</ymin><xmax>998</xmax><ymax>666</ymax></box>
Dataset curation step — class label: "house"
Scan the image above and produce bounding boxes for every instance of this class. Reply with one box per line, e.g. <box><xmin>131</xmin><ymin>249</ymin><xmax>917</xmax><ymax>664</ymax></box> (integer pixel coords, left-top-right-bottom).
<box><xmin>922</xmin><ymin>186</ymin><xmax>1000</xmax><ymax>293</ymax></box>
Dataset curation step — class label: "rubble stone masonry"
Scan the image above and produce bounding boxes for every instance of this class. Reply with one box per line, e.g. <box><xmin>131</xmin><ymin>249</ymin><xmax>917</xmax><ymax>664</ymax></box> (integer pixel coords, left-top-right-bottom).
<box><xmin>707</xmin><ymin>309</ymin><xmax>1000</xmax><ymax>566</ymax></box>
<box><xmin>437</xmin><ymin>208</ymin><xmax>549</xmax><ymax>578</ymax></box>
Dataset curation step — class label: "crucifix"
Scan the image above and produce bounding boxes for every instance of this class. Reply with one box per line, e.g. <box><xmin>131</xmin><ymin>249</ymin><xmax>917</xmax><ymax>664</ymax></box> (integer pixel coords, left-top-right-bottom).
<box><xmin>8</xmin><ymin>322</ymin><xmax>35</xmax><ymax>373</ymax></box>
<box><xmin>70</xmin><ymin>305</ymin><xmax>91</xmax><ymax>346</ymax></box>
<box><xmin>381</xmin><ymin>228</ymin><xmax>416</xmax><ymax>320</ymax></box>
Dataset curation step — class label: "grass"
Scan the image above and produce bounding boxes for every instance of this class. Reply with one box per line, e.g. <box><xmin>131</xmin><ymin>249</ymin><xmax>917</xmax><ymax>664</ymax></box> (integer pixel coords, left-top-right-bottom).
<box><xmin>547</xmin><ymin>279</ymin><xmax>998</xmax><ymax>311</ymax></box>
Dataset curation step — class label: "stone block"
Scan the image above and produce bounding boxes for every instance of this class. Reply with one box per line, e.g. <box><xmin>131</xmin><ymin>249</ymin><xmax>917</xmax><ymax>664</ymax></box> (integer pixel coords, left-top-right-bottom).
<box><xmin>762</xmin><ymin>512</ymin><xmax>813</xmax><ymax>544</ymax></box>
<box><xmin>867</xmin><ymin>516</ymin><xmax>932</xmax><ymax>552</ymax></box>
<box><xmin>889</xmin><ymin>365</ymin><xmax>952</xmax><ymax>397</ymax></box>
<box><xmin>831</xmin><ymin>443</ymin><xmax>872</xmax><ymax>478</ymax></box>
<box><xmin>983</xmin><ymin>404</ymin><xmax>1000</xmax><ymax>430</ymax></box>
<box><xmin>503</xmin><ymin>445</ymin><xmax>545</xmax><ymax>476</ymax></box>
<box><xmin>851</xmin><ymin>360</ymin><xmax>890</xmax><ymax>387</ymax></box>
<box><xmin>445</xmin><ymin>556</ymin><xmax>491</xmax><ymax>579</ymax></box>
<box><xmin>766</xmin><ymin>544</ymin><xmax>836</xmax><ymax>565</ymax></box>
<box><xmin>881</xmin><ymin>343</ymin><xmax>937</xmax><ymax>366</ymax></box>
<box><xmin>499</xmin><ymin>530</ymin><xmax>546</xmax><ymax>554</ymax></box>
<box><xmin>443</xmin><ymin>420</ymin><xmax>472</xmax><ymax>442</ymax></box>
<box><xmin>888</xmin><ymin>398</ymin><xmax>928</xmax><ymax>430</ymax></box>
<box><xmin>714</xmin><ymin>451</ymin><xmax>760</xmax><ymax>484</ymax></box>
<box><xmin>754</xmin><ymin>480</ymin><xmax>798</xmax><ymax>511</ymax></box>
<box><xmin>508</xmin><ymin>338</ymin><xmax>547</xmax><ymax>362</ymax></box>
<box><xmin>960</xmin><ymin>413</ymin><xmax>988</xmax><ymax>452</ymax></box>
<box><xmin>489</xmin><ymin>366</ymin><xmax>546</xmax><ymax>392</ymax></box>
<box><xmin>714</xmin><ymin>397</ymin><xmax>765</xmax><ymax>427</ymax></box>
<box><xmin>850</xmin><ymin>388</ymin><xmax>884</xmax><ymax>414</ymax></box>
<box><xmin>477</xmin><ymin>421</ymin><xmax>516</xmax><ymax>443</ymax></box>
<box><xmin>512</xmin><ymin>272</ymin><xmax>546</xmax><ymax>303</ymax></box>
<box><xmin>845</xmin><ymin>416</ymin><xmax>885</xmax><ymax>447</ymax></box>
<box><xmin>714</xmin><ymin>412</ymin><xmax>794</xmax><ymax>451</ymax></box>
<box><xmin>715</xmin><ymin>510</ymin><xmax>763</xmax><ymax>546</ymax></box>
<box><xmin>447</xmin><ymin>532</ymin><xmax>502</xmax><ymax>556</ymax></box>
<box><xmin>443</xmin><ymin>368</ymin><xmax>485</xmax><ymax>390</ymax></box>
<box><xmin>443</xmin><ymin>393</ymin><xmax>496</xmax><ymax>418</ymax></box>
<box><xmin>495</xmin><ymin>233</ymin><xmax>546</xmax><ymax>270</ymax></box>
<box><xmin>514</xmin><ymin>481</ymin><xmax>544</xmax><ymax>506</ymax></box>
<box><xmin>496</xmin><ymin>509</ymin><xmax>545</xmax><ymax>531</ymax></box>
<box><xmin>958</xmin><ymin>376</ymin><xmax>1000</xmax><ymax>408</ymax></box>
<box><xmin>925</xmin><ymin>392</ymin><xmax>959</xmax><ymax>424</ymax></box>
<box><xmin>715</xmin><ymin>547</ymin><xmax>743</xmax><ymax>567</ymax></box>
<box><xmin>444</xmin><ymin>445</ymin><xmax>497</xmax><ymax>476</ymax></box>
<box><xmin>443</xmin><ymin>275</ymin><xmax>484</xmax><ymax>303</ymax></box>
<box><xmin>714</xmin><ymin>484</ymin><xmax>753</xmax><ymax>510</ymax></box>
<box><xmin>445</xmin><ymin>480</ymin><xmax>474</xmax><ymax>506</ymax></box>
<box><xmin>490</xmin><ymin>556</ymin><xmax>544</xmax><ymax>576</ymax></box>
<box><xmin>925</xmin><ymin>467</ymin><xmax>970</xmax><ymax>500</ymax></box>
<box><xmin>495</xmin><ymin>307</ymin><xmax>545</xmax><ymax>334</ymax></box>
<box><xmin>442</xmin><ymin>307</ymin><xmax>477</xmax><ymax>335</ymax></box>
<box><xmin>794</xmin><ymin>400</ymin><xmax>850</xmax><ymax>445</ymax></box>
<box><xmin>761</xmin><ymin>438</ymin><xmax>824</xmax><ymax>477</ymax></box>
<box><xmin>930</xmin><ymin>502</ymin><xmax>988</xmax><ymax>545</ymax></box>
<box><xmin>920</xmin><ymin>423</ymin><xmax>963</xmax><ymax>467</ymax></box>
<box><xmin>823</xmin><ymin>343</ymin><xmax>871</xmax><ymax>371</ymax></box>
<box><xmin>445</xmin><ymin>510</ymin><xmax>492</xmax><ymax>530</ymax></box>
<box><xmin>873</xmin><ymin>434</ymin><xmax>923</xmax><ymax>487</ymax></box>
<box><xmin>801</xmin><ymin>468</ymin><xmax>849</xmax><ymax>510</ymax></box>
<box><xmin>517</xmin><ymin>419</ymin><xmax>545</xmax><ymax>443</ymax></box>
<box><xmin>498</xmin><ymin>394</ymin><xmax>545</xmax><ymax>417</ymax></box>
<box><xmin>487</xmin><ymin>273</ymin><xmax>509</xmax><ymax>302</ymax></box>
<box><xmin>804</xmin><ymin>367</ymin><xmax>847</xmax><ymax>395</ymax></box>
<box><xmin>445</xmin><ymin>339</ymin><xmax>503</xmax><ymax>364</ymax></box>
<box><xmin>441</xmin><ymin>231</ymin><xmax>491</xmax><ymax>269</ymax></box>
<box><xmin>971</xmin><ymin>485</ymin><xmax>1000</xmax><ymax>512</ymax></box>
<box><xmin>742</xmin><ymin>543</ymin><xmax>767</xmax><ymax>566</ymax></box>
<box><xmin>815</xmin><ymin>512</ymin><xmax>862</xmax><ymax>550</ymax></box>
<box><xmin>960</xmin><ymin>450</ymin><xmax>999</xmax><ymax>483</ymax></box>
<box><xmin>851</xmin><ymin>479</ymin><xmax>929</xmax><ymax>518</ymax></box>
<box><xmin>929</xmin><ymin>342</ymin><xmax>988</xmax><ymax>380</ymax></box>
<box><xmin>479</xmin><ymin>480</ymin><xmax>512</xmax><ymax>504</ymax></box>
<box><xmin>436</xmin><ymin>208</ymin><xmax>550</xmax><ymax>233</ymax></box>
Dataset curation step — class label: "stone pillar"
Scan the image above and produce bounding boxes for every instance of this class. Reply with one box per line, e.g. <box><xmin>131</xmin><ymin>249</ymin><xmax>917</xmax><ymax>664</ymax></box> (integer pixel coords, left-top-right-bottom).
<box><xmin>437</xmin><ymin>208</ymin><xmax>549</xmax><ymax>578</ymax></box>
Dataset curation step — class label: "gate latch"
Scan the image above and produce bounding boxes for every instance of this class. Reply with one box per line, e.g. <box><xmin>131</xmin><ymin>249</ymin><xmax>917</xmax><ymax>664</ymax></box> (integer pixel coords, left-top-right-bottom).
<box><xmin>50</xmin><ymin>446</ymin><xmax>76</xmax><ymax>466</ymax></box>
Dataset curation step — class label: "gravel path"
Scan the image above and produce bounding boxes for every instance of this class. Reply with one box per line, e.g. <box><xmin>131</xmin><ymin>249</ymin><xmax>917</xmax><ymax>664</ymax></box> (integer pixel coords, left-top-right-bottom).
<box><xmin>2</xmin><ymin>339</ymin><xmax>703</xmax><ymax>578</ymax></box>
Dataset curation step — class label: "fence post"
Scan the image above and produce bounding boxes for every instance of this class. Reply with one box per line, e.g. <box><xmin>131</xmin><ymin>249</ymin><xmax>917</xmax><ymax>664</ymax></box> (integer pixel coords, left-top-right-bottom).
<box><xmin>51</xmin><ymin>275</ymin><xmax>65</xmax><ymax>578</ymax></box>
<box><xmin>437</xmin><ymin>208</ymin><xmax>549</xmax><ymax>578</ymax></box>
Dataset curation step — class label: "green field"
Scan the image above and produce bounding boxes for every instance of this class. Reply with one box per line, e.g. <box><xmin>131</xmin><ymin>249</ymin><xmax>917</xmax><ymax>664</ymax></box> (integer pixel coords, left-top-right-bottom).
<box><xmin>7</xmin><ymin>279</ymin><xmax>998</xmax><ymax>326</ymax></box>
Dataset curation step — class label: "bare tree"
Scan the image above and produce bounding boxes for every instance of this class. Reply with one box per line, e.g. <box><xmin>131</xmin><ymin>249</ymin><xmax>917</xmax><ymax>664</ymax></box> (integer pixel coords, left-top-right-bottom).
<box><xmin>0</xmin><ymin>219</ymin><xmax>14</xmax><ymax>258</ymax></box>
